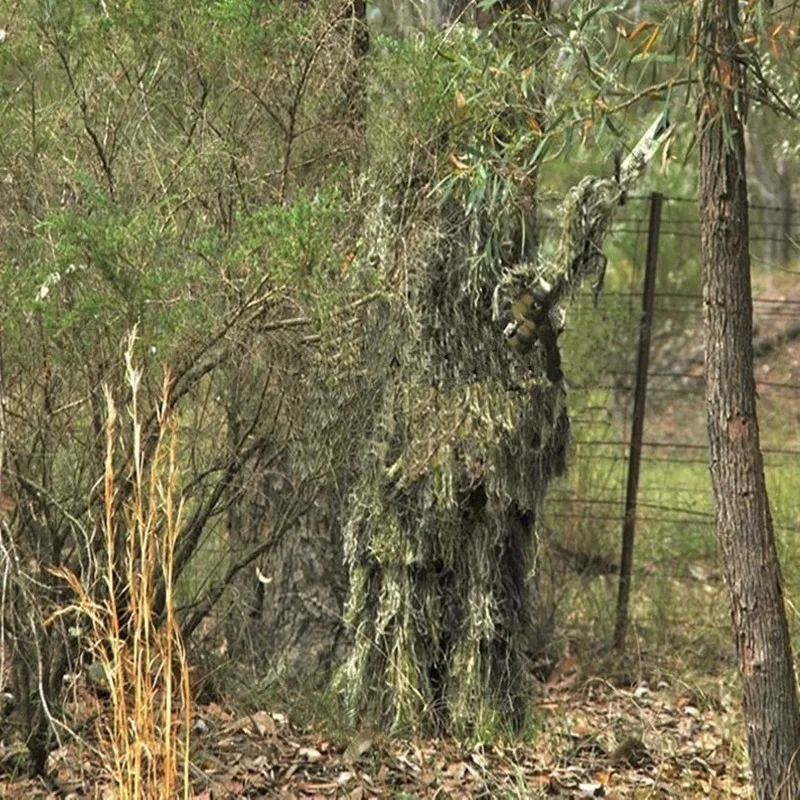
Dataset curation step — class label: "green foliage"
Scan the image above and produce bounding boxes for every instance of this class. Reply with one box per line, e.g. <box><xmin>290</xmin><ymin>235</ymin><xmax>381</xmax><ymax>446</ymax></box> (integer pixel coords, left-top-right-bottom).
<box><xmin>368</xmin><ymin>21</ymin><xmax>551</xmax><ymax>286</ymax></box>
<box><xmin>0</xmin><ymin>0</ymin><xmax>373</xmax><ymax>771</ymax></box>
<box><xmin>1</xmin><ymin>0</ymin><xmax>368</xmax><ymax>355</ymax></box>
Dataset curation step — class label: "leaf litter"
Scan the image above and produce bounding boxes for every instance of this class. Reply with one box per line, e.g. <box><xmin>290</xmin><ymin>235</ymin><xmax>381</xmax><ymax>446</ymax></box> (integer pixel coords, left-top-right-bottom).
<box><xmin>0</xmin><ymin>669</ymin><xmax>752</xmax><ymax>798</ymax></box>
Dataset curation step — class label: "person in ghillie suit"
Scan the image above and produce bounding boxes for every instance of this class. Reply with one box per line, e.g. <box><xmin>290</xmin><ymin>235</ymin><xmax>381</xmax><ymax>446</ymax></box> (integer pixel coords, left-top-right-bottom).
<box><xmin>339</xmin><ymin>109</ymin><xmax>670</xmax><ymax>734</ymax></box>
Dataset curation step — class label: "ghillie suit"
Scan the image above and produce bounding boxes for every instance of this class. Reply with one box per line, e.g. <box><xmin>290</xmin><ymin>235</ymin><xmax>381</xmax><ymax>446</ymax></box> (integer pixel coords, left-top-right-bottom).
<box><xmin>340</xmin><ymin>115</ymin><xmax>670</xmax><ymax>733</ymax></box>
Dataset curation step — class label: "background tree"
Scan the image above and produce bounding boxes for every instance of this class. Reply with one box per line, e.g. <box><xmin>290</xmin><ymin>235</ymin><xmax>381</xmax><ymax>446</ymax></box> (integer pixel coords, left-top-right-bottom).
<box><xmin>696</xmin><ymin>1</ymin><xmax>800</xmax><ymax>796</ymax></box>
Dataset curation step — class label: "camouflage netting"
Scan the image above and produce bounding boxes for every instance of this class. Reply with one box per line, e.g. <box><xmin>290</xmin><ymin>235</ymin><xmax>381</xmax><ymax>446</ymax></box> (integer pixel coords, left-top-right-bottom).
<box><xmin>339</xmin><ymin>115</ymin><xmax>668</xmax><ymax>732</ymax></box>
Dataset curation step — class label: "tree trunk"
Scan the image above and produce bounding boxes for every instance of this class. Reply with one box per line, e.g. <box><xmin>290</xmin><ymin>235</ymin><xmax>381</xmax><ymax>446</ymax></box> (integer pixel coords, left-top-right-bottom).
<box><xmin>217</xmin><ymin>341</ymin><xmax>350</xmax><ymax>690</ymax></box>
<box><xmin>256</xmin><ymin>492</ymin><xmax>350</xmax><ymax>690</ymax></box>
<box><xmin>696</xmin><ymin>2</ymin><xmax>800</xmax><ymax>797</ymax></box>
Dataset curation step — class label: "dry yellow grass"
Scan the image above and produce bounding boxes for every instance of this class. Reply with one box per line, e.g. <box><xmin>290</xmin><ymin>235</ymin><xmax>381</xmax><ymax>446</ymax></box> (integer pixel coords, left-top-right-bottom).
<box><xmin>51</xmin><ymin>335</ymin><xmax>192</xmax><ymax>798</ymax></box>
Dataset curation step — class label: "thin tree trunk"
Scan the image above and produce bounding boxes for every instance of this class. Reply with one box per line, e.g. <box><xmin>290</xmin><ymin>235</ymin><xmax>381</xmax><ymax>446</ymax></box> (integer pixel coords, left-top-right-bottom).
<box><xmin>696</xmin><ymin>2</ymin><xmax>800</xmax><ymax>797</ymax></box>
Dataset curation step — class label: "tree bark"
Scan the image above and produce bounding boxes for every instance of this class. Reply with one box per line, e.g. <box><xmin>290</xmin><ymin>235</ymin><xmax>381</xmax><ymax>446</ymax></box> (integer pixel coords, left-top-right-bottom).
<box><xmin>696</xmin><ymin>2</ymin><xmax>800</xmax><ymax>797</ymax></box>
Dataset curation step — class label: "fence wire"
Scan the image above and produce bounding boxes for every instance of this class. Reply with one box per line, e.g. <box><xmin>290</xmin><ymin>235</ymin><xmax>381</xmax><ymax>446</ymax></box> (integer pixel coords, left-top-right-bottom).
<box><xmin>544</xmin><ymin>192</ymin><xmax>800</xmax><ymax>591</ymax></box>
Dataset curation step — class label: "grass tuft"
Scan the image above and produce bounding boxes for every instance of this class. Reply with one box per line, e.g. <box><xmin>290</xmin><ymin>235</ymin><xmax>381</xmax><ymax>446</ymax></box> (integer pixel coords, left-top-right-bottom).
<box><xmin>52</xmin><ymin>334</ymin><xmax>191</xmax><ymax>798</ymax></box>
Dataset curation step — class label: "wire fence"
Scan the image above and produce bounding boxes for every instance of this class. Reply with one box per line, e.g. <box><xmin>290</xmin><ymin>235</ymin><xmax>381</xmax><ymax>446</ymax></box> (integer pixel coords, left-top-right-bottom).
<box><xmin>543</xmin><ymin>192</ymin><xmax>800</xmax><ymax>614</ymax></box>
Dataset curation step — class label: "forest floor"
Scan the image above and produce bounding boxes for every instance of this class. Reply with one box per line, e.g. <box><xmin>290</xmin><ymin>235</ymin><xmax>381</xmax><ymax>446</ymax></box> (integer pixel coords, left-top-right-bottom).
<box><xmin>1</xmin><ymin>659</ymin><xmax>751</xmax><ymax>799</ymax></box>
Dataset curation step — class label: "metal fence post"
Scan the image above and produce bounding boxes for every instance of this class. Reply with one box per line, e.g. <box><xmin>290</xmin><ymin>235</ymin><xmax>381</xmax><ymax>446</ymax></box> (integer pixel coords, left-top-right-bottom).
<box><xmin>614</xmin><ymin>192</ymin><xmax>662</xmax><ymax>651</ymax></box>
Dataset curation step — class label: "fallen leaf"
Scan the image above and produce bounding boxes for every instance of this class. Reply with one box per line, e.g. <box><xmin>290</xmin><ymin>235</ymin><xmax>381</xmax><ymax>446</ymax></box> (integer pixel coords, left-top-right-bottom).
<box><xmin>298</xmin><ymin>746</ymin><xmax>323</xmax><ymax>762</ymax></box>
<box><xmin>471</xmin><ymin>750</ymin><xmax>488</xmax><ymax>770</ymax></box>
<box><xmin>445</xmin><ymin>761</ymin><xmax>468</xmax><ymax>780</ymax></box>
<box><xmin>571</xmin><ymin>720</ymin><xmax>593</xmax><ymax>738</ymax></box>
